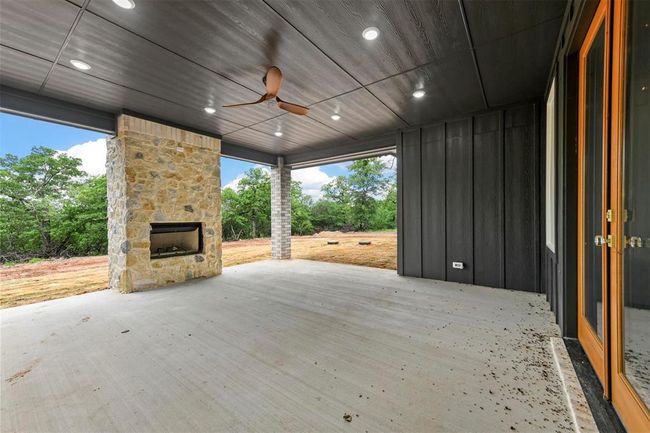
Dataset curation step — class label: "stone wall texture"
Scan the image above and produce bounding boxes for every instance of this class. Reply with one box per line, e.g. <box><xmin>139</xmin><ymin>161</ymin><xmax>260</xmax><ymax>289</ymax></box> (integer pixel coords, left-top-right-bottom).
<box><xmin>107</xmin><ymin>115</ymin><xmax>221</xmax><ymax>292</ymax></box>
<box><xmin>271</xmin><ymin>162</ymin><xmax>291</xmax><ymax>259</ymax></box>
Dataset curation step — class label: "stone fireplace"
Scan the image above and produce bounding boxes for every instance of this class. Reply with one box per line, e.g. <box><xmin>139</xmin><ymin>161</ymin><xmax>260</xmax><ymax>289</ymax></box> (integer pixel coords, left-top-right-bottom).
<box><xmin>107</xmin><ymin>115</ymin><xmax>221</xmax><ymax>292</ymax></box>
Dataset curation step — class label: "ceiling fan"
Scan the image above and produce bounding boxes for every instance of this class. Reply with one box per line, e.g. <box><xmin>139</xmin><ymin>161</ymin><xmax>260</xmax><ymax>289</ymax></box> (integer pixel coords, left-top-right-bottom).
<box><xmin>223</xmin><ymin>66</ymin><xmax>309</xmax><ymax>116</ymax></box>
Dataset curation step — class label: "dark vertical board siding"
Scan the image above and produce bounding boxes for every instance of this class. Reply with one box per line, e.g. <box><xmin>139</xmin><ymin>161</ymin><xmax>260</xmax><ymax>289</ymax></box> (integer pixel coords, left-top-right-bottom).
<box><xmin>445</xmin><ymin>118</ymin><xmax>474</xmax><ymax>283</ymax></box>
<box><xmin>402</xmin><ymin>129</ymin><xmax>422</xmax><ymax>277</ymax></box>
<box><xmin>421</xmin><ymin>124</ymin><xmax>446</xmax><ymax>279</ymax></box>
<box><xmin>397</xmin><ymin>103</ymin><xmax>539</xmax><ymax>292</ymax></box>
<box><xmin>473</xmin><ymin>112</ymin><xmax>505</xmax><ymax>287</ymax></box>
<box><xmin>505</xmin><ymin>105</ymin><xmax>540</xmax><ymax>292</ymax></box>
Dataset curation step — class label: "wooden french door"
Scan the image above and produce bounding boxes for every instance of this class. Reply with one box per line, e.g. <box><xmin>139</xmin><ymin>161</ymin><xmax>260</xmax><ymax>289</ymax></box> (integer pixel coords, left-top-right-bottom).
<box><xmin>579</xmin><ymin>0</ymin><xmax>649</xmax><ymax>430</ymax></box>
<box><xmin>578</xmin><ymin>0</ymin><xmax>610</xmax><ymax>392</ymax></box>
<box><xmin>610</xmin><ymin>0</ymin><xmax>650</xmax><ymax>430</ymax></box>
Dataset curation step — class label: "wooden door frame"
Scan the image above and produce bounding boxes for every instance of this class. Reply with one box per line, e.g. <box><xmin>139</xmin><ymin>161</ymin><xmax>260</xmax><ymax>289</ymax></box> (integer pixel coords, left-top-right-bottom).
<box><xmin>609</xmin><ymin>0</ymin><xmax>650</xmax><ymax>430</ymax></box>
<box><xmin>577</xmin><ymin>0</ymin><xmax>610</xmax><ymax>395</ymax></box>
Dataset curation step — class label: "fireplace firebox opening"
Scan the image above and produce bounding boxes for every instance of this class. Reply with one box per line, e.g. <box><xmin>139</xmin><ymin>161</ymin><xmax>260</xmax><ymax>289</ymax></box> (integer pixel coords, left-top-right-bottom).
<box><xmin>150</xmin><ymin>223</ymin><xmax>203</xmax><ymax>259</ymax></box>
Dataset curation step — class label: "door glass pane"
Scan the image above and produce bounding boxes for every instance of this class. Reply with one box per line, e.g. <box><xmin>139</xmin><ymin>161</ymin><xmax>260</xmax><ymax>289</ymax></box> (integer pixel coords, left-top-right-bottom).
<box><xmin>622</xmin><ymin>0</ymin><xmax>650</xmax><ymax>408</ymax></box>
<box><xmin>584</xmin><ymin>24</ymin><xmax>605</xmax><ymax>340</ymax></box>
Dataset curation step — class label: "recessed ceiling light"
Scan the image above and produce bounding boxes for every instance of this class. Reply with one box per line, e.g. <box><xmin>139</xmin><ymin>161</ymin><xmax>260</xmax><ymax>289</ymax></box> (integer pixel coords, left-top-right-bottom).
<box><xmin>362</xmin><ymin>27</ymin><xmax>380</xmax><ymax>41</ymax></box>
<box><xmin>274</xmin><ymin>131</ymin><xmax>283</xmax><ymax>137</ymax></box>
<box><xmin>70</xmin><ymin>59</ymin><xmax>91</xmax><ymax>71</ymax></box>
<box><xmin>112</xmin><ymin>0</ymin><xmax>135</xmax><ymax>9</ymax></box>
<box><xmin>204</xmin><ymin>107</ymin><xmax>216</xmax><ymax>114</ymax></box>
<box><xmin>412</xmin><ymin>89</ymin><xmax>426</xmax><ymax>99</ymax></box>
<box><xmin>331</xmin><ymin>114</ymin><xmax>341</xmax><ymax>121</ymax></box>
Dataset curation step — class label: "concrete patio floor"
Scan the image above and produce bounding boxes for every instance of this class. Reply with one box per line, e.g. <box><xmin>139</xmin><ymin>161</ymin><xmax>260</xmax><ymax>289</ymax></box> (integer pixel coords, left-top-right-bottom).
<box><xmin>1</xmin><ymin>260</ymin><xmax>574</xmax><ymax>432</ymax></box>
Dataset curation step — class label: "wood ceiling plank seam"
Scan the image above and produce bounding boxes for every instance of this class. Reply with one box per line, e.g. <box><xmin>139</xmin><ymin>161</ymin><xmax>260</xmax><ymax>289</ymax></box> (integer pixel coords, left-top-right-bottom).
<box><xmin>457</xmin><ymin>0</ymin><xmax>488</xmax><ymax>110</ymax></box>
<box><xmin>225</xmin><ymin>126</ymin><xmax>304</xmax><ymax>147</ymax></box>
<box><xmin>245</xmin><ymin>124</ymin><xmax>321</xmax><ymax>147</ymax></box>
<box><xmin>50</xmin><ymin>2</ymin><xmax>402</xmax><ymax>142</ymax></box>
<box><xmin>260</xmin><ymin>0</ymin><xmax>411</xmax><ymax>126</ymax></box>
<box><xmin>237</xmin><ymin>85</ymin><xmax>365</xmax><ymax>132</ymax></box>
<box><xmin>359</xmin><ymin>50</ymin><xmax>470</xmax><ymax>88</ymax></box>
<box><xmin>471</xmin><ymin>14</ymin><xmax>567</xmax><ymax>50</ymax></box>
<box><xmin>1</xmin><ymin>44</ymin><xmax>54</xmax><ymax>65</ymax></box>
<box><xmin>81</xmin><ymin>8</ymin><xmax>264</xmax><ymax>98</ymax></box>
<box><xmin>38</xmin><ymin>0</ymin><xmax>90</xmax><ymax>93</ymax></box>
<box><xmin>224</xmin><ymin>125</ymin><xmax>250</xmax><ymax>136</ymax></box>
<box><xmin>46</xmin><ymin>63</ymin><xmax>249</xmax><ymax>130</ymax></box>
<box><xmin>297</xmin><ymin>115</ymin><xmax>358</xmax><ymax>142</ymax></box>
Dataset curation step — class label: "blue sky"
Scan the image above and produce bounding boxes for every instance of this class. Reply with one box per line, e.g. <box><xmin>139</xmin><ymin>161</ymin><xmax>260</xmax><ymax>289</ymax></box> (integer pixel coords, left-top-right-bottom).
<box><xmin>0</xmin><ymin>112</ymin><xmax>365</xmax><ymax>198</ymax></box>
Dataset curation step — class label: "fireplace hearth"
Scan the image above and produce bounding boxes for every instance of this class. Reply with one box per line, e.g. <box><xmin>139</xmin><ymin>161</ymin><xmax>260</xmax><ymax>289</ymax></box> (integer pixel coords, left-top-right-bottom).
<box><xmin>150</xmin><ymin>223</ymin><xmax>203</xmax><ymax>259</ymax></box>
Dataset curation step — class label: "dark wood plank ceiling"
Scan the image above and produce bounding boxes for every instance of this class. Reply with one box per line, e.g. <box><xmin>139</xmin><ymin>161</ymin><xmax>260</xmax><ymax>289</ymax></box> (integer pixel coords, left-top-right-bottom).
<box><xmin>0</xmin><ymin>0</ymin><xmax>566</xmax><ymax>158</ymax></box>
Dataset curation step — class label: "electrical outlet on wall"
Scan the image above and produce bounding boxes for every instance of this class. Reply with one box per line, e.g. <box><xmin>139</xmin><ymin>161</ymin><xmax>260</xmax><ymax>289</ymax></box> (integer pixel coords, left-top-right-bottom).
<box><xmin>452</xmin><ymin>262</ymin><xmax>464</xmax><ymax>269</ymax></box>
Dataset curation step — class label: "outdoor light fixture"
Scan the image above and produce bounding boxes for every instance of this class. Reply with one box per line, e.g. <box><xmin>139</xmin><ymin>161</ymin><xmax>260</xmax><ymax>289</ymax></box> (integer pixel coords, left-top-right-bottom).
<box><xmin>362</xmin><ymin>27</ymin><xmax>380</xmax><ymax>40</ymax></box>
<box><xmin>412</xmin><ymin>89</ymin><xmax>426</xmax><ymax>99</ymax></box>
<box><xmin>70</xmin><ymin>60</ymin><xmax>91</xmax><ymax>71</ymax></box>
<box><xmin>204</xmin><ymin>107</ymin><xmax>216</xmax><ymax>114</ymax></box>
<box><xmin>331</xmin><ymin>114</ymin><xmax>341</xmax><ymax>121</ymax></box>
<box><xmin>112</xmin><ymin>0</ymin><xmax>135</xmax><ymax>9</ymax></box>
<box><xmin>274</xmin><ymin>131</ymin><xmax>283</xmax><ymax>137</ymax></box>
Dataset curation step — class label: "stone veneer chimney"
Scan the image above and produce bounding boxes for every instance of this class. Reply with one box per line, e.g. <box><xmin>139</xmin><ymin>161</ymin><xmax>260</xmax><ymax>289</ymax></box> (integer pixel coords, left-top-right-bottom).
<box><xmin>107</xmin><ymin>115</ymin><xmax>222</xmax><ymax>292</ymax></box>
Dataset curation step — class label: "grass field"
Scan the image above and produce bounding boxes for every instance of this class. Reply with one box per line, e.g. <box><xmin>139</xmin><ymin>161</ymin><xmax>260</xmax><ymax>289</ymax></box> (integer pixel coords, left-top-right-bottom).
<box><xmin>0</xmin><ymin>232</ymin><xmax>396</xmax><ymax>308</ymax></box>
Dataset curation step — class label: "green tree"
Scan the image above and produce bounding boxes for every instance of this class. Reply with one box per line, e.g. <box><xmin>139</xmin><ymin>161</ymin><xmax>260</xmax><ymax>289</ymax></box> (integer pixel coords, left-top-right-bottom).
<box><xmin>370</xmin><ymin>180</ymin><xmax>397</xmax><ymax>230</ymax></box>
<box><xmin>52</xmin><ymin>175</ymin><xmax>108</xmax><ymax>256</ymax></box>
<box><xmin>0</xmin><ymin>147</ymin><xmax>83</xmax><ymax>256</ymax></box>
<box><xmin>223</xmin><ymin>168</ymin><xmax>272</xmax><ymax>239</ymax></box>
<box><xmin>322</xmin><ymin>176</ymin><xmax>351</xmax><ymax>204</ymax></box>
<box><xmin>291</xmin><ymin>181</ymin><xmax>314</xmax><ymax>235</ymax></box>
<box><xmin>221</xmin><ymin>187</ymin><xmax>248</xmax><ymax>241</ymax></box>
<box><xmin>310</xmin><ymin>199</ymin><xmax>348</xmax><ymax>231</ymax></box>
<box><xmin>347</xmin><ymin>158</ymin><xmax>389</xmax><ymax>231</ymax></box>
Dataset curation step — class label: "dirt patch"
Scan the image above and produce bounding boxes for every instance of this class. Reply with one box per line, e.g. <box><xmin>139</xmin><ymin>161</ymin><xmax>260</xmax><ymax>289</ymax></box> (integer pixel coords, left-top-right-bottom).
<box><xmin>0</xmin><ymin>256</ymin><xmax>108</xmax><ymax>280</ymax></box>
<box><xmin>6</xmin><ymin>359</ymin><xmax>40</xmax><ymax>385</ymax></box>
<box><xmin>1</xmin><ymin>232</ymin><xmax>396</xmax><ymax>308</ymax></box>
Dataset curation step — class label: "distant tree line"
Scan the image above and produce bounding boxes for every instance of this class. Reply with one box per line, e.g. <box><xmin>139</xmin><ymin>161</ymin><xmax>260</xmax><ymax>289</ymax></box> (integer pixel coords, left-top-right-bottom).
<box><xmin>222</xmin><ymin>158</ymin><xmax>396</xmax><ymax>241</ymax></box>
<box><xmin>0</xmin><ymin>148</ymin><xmax>395</xmax><ymax>262</ymax></box>
<box><xmin>0</xmin><ymin>147</ymin><xmax>108</xmax><ymax>262</ymax></box>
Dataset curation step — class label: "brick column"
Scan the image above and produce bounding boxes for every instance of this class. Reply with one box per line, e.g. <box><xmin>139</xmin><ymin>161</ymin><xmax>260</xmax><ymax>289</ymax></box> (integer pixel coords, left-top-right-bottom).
<box><xmin>271</xmin><ymin>157</ymin><xmax>291</xmax><ymax>259</ymax></box>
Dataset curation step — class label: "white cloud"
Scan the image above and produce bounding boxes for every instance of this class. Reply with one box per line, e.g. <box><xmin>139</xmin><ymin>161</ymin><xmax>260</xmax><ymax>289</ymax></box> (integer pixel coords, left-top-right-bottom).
<box><xmin>223</xmin><ymin>173</ymin><xmax>245</xmax><ymax>190</ymax></box>
<box><xmin>222</xmin><ymin>165</ymin><xmax>270</xmax><ymax>191</ymax></box>
<box><xmin>380</xmin><ymin>154</ymin><xmax>396</xmax><ymax>171</ymax></box>
<box><xmin>64</xmin><ymin>138</ymin><xmax>107</xmax><ymax>176</ymax></box>
<box><xmin>292</xmin><ymin>166</ymin><xmax>334</xmax><ymax>200</ymax></box>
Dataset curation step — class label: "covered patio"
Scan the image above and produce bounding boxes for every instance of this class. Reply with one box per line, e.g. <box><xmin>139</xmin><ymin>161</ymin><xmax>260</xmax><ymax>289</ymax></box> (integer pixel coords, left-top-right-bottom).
<box><xmin>2</xmin><ymin>260</ymin><xmax>573</xmax><ymax>432</ymax></box>
<box><xmin>4</xmin><ymin>0</ymin><xmax>650</xmax><ymax>430</ymax></box>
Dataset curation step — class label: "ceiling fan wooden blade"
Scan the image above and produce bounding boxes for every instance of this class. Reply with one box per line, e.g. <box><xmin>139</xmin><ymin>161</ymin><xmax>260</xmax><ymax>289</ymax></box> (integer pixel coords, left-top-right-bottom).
<box><xmin>265</xmin><ymin>66</ymin><xmax>283</xmax><ymax>97</ymax></box>
<box><xmin>222</xmin><ymin>94</ymin><xmax>268</xmax><ymax>108</ymax></box>
<box><xmin>276</xmin><ymin>97</ymin><xmax>309</xmax><ymax>115</ymax></box>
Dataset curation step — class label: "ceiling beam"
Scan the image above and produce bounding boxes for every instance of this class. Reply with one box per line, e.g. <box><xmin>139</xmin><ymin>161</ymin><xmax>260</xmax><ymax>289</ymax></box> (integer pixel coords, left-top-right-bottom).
<box><xmin>0</xmin><ymin>86</ymin><xmax>277</xmax><ymax>166</ymax></box>
<box><xmin>0</xmin><ymin>85</ymin><xmax>116</xmax><ymax>134</ymax></box>
<box><xmin>221</xmin><ymin>142</ymin><xmax>277</xmax><ymax>166</ymax></box>
<box><xmin>284</xmin><ymin>132</ymin><xmax>397</xmax><ymax>168</ymax></box>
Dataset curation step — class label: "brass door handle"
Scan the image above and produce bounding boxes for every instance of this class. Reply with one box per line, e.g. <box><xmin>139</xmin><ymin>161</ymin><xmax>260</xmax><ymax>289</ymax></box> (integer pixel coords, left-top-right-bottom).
<box><xmin>594</xmin><ymin>235</ymin><xmax>614</xmax><ymax>247</ymax></box>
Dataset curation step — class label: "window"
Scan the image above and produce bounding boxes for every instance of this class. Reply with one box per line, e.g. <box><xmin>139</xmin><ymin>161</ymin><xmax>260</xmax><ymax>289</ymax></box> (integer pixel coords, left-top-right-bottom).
<box><xmin>545</xmin><ymin>77</ymin><xmax>557</xmax><ymax>252</ymax></box>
